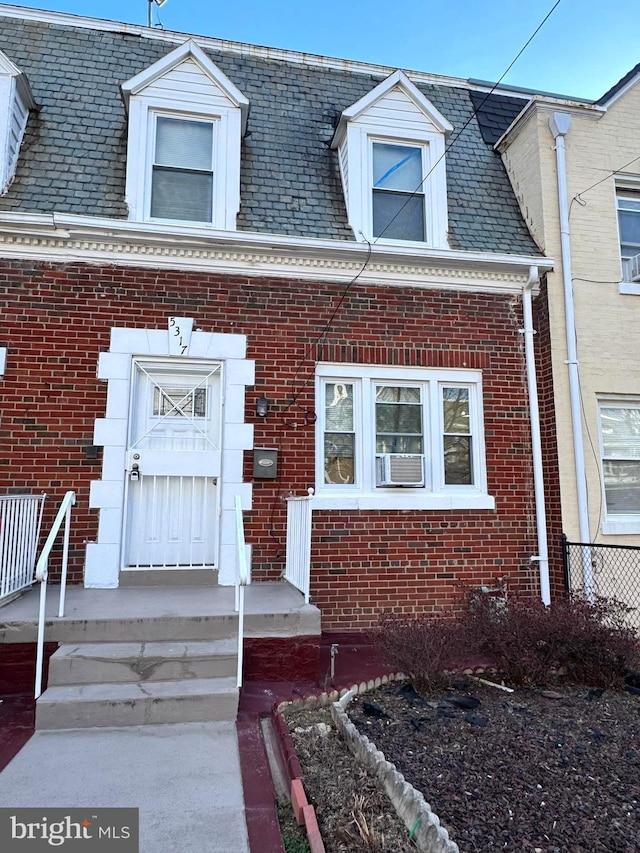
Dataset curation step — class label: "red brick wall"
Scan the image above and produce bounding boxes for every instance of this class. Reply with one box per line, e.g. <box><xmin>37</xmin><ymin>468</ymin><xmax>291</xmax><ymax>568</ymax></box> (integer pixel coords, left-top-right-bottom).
<box><xmin>533</xmin><ymin>277</ymin><xmax>564</xmax><ymax>599</ymax></box>
<box><xmin>0</xmin><ymin>260</ymin><xmax>559</xmax><ymax>628</ymax></box>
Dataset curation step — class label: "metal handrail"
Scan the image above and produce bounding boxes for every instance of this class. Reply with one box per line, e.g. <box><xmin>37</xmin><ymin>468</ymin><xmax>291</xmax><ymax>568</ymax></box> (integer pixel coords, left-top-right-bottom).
<box><xmin>234</xmin><ymin>494</ymin><xmax>249</xmax><ymax>689</ymax></box>
<box><xmin>34</xmin><ymin>491</ymin><xmax>76</xmax><ymax>699</ymax></box>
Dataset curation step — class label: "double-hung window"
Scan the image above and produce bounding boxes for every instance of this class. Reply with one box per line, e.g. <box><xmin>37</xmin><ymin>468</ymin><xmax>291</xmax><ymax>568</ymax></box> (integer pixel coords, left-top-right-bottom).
<box><xmin>599</xmin><ymin>400</ymin><xmax>640</xmax><ymax>526</ymax></box>
<box><xmin>316</xmin><ymin>365</ymin><xmax>492</xmax><ymax>510</ymax></box>
<box><xmin>150</xmin><ymin>115</ymin><xmax>215</xmax><ymax>224</ymax></box>
<box><xmin>617</xmin><ymin>189</ymin><xmax>640</xmax><ymax>281</ymax></box>
<box><xmin>372</xmin><ymin>142</ymin><xmax>425</xmax><ymax>242</ymax></box>
<box><xmin>122</xmin><ymin>40</ymin><xmax>248</xmax><ymax>231</ymax></box>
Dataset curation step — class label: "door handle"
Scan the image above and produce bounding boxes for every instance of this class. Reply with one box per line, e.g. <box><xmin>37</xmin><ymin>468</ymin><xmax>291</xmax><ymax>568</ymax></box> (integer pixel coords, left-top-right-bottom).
<box><xmin>130</xmin><ymin>463</ymin><xmax>140</xmax><ymax>482</ymax></box>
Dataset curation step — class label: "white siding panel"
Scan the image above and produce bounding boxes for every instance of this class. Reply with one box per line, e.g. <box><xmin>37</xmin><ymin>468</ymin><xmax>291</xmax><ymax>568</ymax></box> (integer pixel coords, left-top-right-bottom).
<box><xmin>143</xmin><ymin>59</ymin><xmax>234</xmax><ymax>110</ymax></box>
<box><xmin>338</xmin><ymin>141</ymin><xmax>349</xmax><ymax>204</ymax></box>
<box><xmin>354</xmin><ymin>88</ymin><xmax>438</xmax><ymax>135</ymax></box>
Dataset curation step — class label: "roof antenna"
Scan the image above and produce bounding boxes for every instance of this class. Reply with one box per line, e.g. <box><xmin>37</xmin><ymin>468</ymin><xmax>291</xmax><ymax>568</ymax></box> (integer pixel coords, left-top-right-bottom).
<box><xmin>147</xmin><ymin>0</ymin><xmax>168</xmax><ymax>28</ymax></box>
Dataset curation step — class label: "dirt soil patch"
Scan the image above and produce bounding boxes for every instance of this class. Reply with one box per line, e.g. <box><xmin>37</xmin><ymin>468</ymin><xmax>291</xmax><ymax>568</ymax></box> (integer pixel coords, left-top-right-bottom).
<box><xmin>286</xmin><ymin>704</ymin><xmax>418</xmax><ymax>852</ymax></box>
<box><xmin>347</xmin><ymin>680</ymin><xmax>640</xmax><ymax>852</ymax></box>
<box><xmin>286</xmin><ymin>680</ymin><xmax>640</xmax><ymax>852</ymax></box>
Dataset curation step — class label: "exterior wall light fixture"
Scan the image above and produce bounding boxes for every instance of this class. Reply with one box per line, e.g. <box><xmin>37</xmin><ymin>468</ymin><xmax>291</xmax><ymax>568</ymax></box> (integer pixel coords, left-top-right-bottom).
<box><xmin>256</xmin><ymin>395</ymin><xmax>269</xmax><ymax>417</ymax></box>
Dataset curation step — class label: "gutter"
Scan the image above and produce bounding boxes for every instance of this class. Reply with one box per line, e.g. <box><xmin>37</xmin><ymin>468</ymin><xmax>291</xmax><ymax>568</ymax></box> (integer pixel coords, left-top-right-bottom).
<box><xmin>549</xmin><ymin>113</ymin><xmax>594</xmax><ymax>595</ymax></box>
<box><xmin>522</xmin><ymin>265</ymin><xmax>550</xmax><ymax>605</ymax></box>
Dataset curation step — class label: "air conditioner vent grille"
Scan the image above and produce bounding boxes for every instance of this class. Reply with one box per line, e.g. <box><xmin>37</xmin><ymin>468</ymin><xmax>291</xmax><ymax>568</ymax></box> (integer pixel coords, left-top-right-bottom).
<box><xmin>376</xmin><ymin>453</ymin><xmax>424</xmax><ymax>487</ymax></box>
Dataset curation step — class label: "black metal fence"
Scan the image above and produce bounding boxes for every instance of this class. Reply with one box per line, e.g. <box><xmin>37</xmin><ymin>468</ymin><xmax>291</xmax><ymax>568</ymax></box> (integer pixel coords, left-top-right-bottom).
<box><xmin>562</xmin><ymin>535</ymin><xmax>640</xmax><ymax>612</ymax></box>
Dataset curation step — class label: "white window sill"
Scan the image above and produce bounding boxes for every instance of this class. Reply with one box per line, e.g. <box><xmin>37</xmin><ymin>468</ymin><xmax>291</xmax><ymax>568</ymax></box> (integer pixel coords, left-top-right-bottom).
<box><xmin>601</xmin><ymin>518</ymin><xmax>640</xmax><ymax>535</ymax></box>
<box><xmin>312</xmin><ymin>491</ymin><xmax>496</xmax><ymax>511</ymax></box>
<box><xmin>618</xmin><ymin>281</ymin><xmax>640</xmax><ymax>295</ymax></box>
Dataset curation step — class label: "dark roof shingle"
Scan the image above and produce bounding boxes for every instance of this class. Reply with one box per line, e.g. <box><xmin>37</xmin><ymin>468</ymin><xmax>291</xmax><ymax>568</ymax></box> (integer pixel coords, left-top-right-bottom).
<box><xmin>0</xmin><ymin>15</ymin><xmax>540</xmax><ymax>256</ymax></box>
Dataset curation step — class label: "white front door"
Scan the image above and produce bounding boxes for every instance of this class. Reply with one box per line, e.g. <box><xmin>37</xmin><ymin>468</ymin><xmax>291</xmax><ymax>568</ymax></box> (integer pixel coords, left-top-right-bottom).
<box><xmin>122</xmin><ymin>359</ymin><xmax>222</xmax><ymax>570</ymax></box>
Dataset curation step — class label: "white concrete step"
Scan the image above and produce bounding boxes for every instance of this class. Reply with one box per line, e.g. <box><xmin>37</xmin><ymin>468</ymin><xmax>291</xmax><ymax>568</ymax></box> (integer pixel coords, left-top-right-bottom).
<box><xmin>36</xmin><ymin>676</ymin><xmax>239</xmax><ymax>729</ymax></box>
<box><xmin>47</xmin><ymin>640</ymin><xmax>238</xmax><ymax>686</ymax></box>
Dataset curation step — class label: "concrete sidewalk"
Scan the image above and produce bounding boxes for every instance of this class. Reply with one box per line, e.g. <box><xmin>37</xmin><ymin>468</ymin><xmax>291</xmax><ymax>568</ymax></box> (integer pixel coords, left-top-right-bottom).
<box><xmin>0</xmin><ymin>721</ymin><xmax>249</xmax><ymax>852</ymax></box>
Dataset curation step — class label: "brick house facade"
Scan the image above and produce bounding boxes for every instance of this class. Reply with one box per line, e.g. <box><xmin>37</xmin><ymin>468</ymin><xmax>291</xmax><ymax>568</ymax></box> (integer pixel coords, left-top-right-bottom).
<box><xmin>0</xmin><ymin>7</ymin><xmax>561</xmax><ymax>630</ymax></box>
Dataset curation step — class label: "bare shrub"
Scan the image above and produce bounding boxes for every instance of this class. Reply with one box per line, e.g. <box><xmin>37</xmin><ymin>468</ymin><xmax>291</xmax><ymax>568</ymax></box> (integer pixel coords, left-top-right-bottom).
<box><xmin>373</xmin><ymin>593</ymin><xmax>640</xmax><ymax>690</ymax></box>
<box><xmin>371</xmin><ymin>611</ymin><xmax>460</xmax><ymax>691</ymax></box>
<box><xmin>546</xmin><ymin>595</ymin><xmax>640</xmax><ymax>688</ymax></box>
<box><xmin>460</xmin><ymin>589</ymin><xmax>640</xmax><ymax>688</ymax></box>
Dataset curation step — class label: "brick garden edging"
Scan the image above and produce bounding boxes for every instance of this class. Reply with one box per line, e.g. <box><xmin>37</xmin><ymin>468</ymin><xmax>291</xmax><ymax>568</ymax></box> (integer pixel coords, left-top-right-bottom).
<box><xmin>274</xmin><ymin>673</ymin><xmax>459</xmax><ymax>853</ymax></box>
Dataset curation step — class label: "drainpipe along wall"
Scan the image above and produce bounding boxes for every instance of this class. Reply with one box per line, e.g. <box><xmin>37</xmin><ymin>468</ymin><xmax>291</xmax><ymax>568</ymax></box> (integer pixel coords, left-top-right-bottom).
<box><xmin>549</xmin><ymin>112</ymin><xmax>594</xmax><ymax>596</ymax></box>
<box><xmin>523</xmin><ymin>265</ymin><xmax>550</xmax><ymax>605</ymax></box>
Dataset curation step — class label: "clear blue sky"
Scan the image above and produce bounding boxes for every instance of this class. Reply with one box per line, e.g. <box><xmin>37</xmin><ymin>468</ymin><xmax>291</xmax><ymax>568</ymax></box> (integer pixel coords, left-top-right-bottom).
<box><xmin>1</xmin><ymin>0</ymin><xmax>638</xmax><ymax>100</ymax></box>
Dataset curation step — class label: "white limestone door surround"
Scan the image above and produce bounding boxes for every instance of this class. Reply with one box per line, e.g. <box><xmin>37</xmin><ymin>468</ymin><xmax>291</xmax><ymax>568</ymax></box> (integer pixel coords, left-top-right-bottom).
<box><xmin>85</xmin><ymin>322</ymin><xmax>254</xmax><ymax>588</ymax></box>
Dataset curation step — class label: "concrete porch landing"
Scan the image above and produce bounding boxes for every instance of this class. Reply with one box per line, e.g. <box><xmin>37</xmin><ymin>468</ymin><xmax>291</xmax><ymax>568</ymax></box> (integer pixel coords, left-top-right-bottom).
<box><xmin>0</xmin><ymin>582</ymin><xmax>320</xmax><ymax>645</ymax></box>
<box><xmin>0</xmin><ymin>583</ymin><xmax>321</xmax><ymax>730</ymax></box>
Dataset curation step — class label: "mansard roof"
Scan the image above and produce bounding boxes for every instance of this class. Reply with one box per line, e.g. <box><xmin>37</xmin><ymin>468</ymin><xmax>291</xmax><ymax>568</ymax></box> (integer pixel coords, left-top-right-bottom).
<box><xmin>0</xmin><ymin>7</ymin><xmax>539</xmax><ymax>255</ymax></box>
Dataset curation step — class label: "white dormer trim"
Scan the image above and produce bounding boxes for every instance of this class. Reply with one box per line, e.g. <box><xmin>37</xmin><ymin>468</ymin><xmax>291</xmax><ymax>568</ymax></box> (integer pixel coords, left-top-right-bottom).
<box><xmin>0</xmin><ymin>50</ymin><xmax>35</xmax><ymax>195</ymax></box>
<box><xmin>121</xmin><ymin>40</ymin><xmax>249</xmax><ymax>230</ymax></box>
<box><xmin>333</xmin><ymin>70</ymin><xmax>453</xmax><ymax>143</ymax></box>
<box><xmin>332</xmin><ymin>70</ymin><xmax>451</xmax><ymax>249</ymax></box>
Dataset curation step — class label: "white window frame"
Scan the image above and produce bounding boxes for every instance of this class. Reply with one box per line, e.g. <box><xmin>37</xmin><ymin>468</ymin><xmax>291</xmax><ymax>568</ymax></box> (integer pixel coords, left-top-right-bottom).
<box><xmin>122</xmin><ymin>41</ymin><xmax>247</xmax><ymax>231</ymax></box>
<box><xmin>598</xmin><ymin>397</ymin><xmax>640</xmax><ymax>534</ymax></box>
<box><xmin>348</xmin><ymin>124</ymin><xmax>447</xmax><ymax>248</ymax></box>
<box><xmin>314</xmin><ymin>364</ymin><xmax>493</xmax><ymax>511</ymax></box>
<box><xmin>0</xmin><ymin>51</ymin><xmax>34</xmax><ymax>194</ymax></box>
<box><xmin>369</xmin><ymin>136</ymin><xmax>430</xmax><ymax>244</ymax></box>
<box><xmin>127</xmin><ymin>101</ymin><xmax>238</xmax><ymax>228</ymax></box>
<box><xmin>145</xmin><ymin>110</ymin><xmax>218</xmax><ymax>225</ymax></box>
<box><xmin>616</xmin><ymin>179</ymin><xmax>640</xmax><ymax>294</ymax></box>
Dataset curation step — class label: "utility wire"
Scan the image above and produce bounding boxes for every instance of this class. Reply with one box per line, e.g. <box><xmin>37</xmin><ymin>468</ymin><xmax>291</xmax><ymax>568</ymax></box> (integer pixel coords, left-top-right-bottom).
<box><xmin>281</xmin><ymin>0</ymin><xmax>564</xmax><ymax>403</ymax></box>
<box><xmin>572</xmin><ymin>154</ymin><xmax>640</xmax><ymax>208</ymax></box>
<box><xmin>281</xmin><ymin>238</ymin><xmax>372</xmax><ymax>417</ymax></box>
<box><xmin>374</xmin><ymin>0</ymin><xmax>564</xmax><ymax>242</ymax></box>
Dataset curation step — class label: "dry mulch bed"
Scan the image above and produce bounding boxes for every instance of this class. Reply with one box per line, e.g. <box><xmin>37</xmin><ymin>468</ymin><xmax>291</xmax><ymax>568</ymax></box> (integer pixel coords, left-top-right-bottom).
<box><xmin>287</xmin><ymin>679</ymin><xmax>640</xmax><ymax>852</ymax></box>
<box><xmin>287</xmin><ymin>703</ymin><xmax>417</xmax><ymax>851</ymax></box>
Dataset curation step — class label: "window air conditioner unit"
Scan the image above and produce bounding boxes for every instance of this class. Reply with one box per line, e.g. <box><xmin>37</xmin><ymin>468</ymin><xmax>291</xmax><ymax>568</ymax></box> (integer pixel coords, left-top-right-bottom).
<box><xmin>631</xmin><ymin>253</ymin><xmax>640</xmax><ymax>282</ymax></box>
<box><xmin>376</xmin><ymin>453</ymin><xmax>424</xmax><ymax>487</ymax></box>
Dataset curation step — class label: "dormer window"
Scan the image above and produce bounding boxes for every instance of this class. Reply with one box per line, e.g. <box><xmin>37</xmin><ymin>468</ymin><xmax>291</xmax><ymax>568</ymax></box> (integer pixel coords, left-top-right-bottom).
<box><xmin>0</xmin><ymin>51</ymin><xmax>35</xmax><ymax>195</ymax></box>
<box><xmin>121</xmin><ymin>40</ymin><xmax>248</xmax><ymax>230</ymax></box>
<box><xmin>372</xmin><ymin>141</ymin><xmax>425</xmax><ymax>241</ymax></box>
<box><xmin>150</xmin><ymin>115</ymin><xmax>215</xmax><ymax>223</ymax></box>
<box><xmin>332</xmin><ymin>70</ymin><xmax>452</xmax><ymax>248</ymax></box>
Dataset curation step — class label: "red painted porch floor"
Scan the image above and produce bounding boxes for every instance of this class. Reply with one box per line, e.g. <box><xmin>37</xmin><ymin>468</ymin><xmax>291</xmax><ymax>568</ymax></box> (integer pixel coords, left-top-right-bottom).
<box><xmin>0</xmin><ymin>633</ymin><xmax>388</xmax><ymax>853</ymax></box>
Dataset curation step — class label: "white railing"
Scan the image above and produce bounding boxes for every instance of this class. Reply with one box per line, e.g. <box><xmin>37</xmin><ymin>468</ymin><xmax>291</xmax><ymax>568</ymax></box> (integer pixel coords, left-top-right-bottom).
<box><xmin>0</xmin><ymin>493</ymin><xmax>46</xmax><ymax>605</ymax></box>
<box><xmin>34</xmin><ymin>491</ymin><xmax>76</xmax><ymax>699</ymax></box>
<box><xmin>285</xmin><ymin>488</ymin><xmax>314</xmax><ymax>603</ymax></box>
<box><xmin>234</xmin><ymin>494</ymin><xmax>249</xmax><ymax>689</ymax></box>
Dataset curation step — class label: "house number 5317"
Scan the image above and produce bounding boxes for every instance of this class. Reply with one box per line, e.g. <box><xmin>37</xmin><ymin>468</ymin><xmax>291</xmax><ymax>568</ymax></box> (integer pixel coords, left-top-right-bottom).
<box><xmin>168</xmin><ymin>317</ymin><xmax>194</xmax><ymax>356</ymax></box>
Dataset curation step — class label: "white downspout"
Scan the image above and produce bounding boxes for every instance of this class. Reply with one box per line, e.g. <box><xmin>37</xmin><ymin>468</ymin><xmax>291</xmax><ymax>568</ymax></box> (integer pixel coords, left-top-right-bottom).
<box><xmin>522</xmin><ymin>266</ymin><xmax>550</xmax><ymax>605</ymax></box>
<box><xmin>549</xmin><ymin>113</ymin><xmax>594</xmax><ymax>596</ymax></box>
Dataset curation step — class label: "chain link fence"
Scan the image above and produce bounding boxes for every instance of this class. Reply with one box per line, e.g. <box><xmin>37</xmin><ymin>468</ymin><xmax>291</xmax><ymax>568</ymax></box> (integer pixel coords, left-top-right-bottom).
<box><xmin>563</xmin><ymin>535</ymin><xmax>640</xmax><ymax>628</ymax></box>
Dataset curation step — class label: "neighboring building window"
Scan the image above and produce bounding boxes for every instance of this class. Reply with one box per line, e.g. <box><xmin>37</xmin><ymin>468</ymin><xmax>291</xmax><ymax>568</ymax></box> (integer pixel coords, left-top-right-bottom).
<box><xmin>372</xmin><ymin>142</ymin><xmax>425</xmax><ymax>241</ymax></box>
<box><xmin>617</xmin><ymin>190</ymin><xmax>640</xmax><ymax>280</ymax></box>
<box><xmin>150</xmin><ymin>116</ymin><xmax>215</xmax><ymax>223</ymax></box>
<box><xmin>599</xmin><ymin>402</ymin><xmax>640</xmax><ymax>516</ymax></box>
<box><xmin>316</xmin><ymin>364</ymin><xmax>492</xmax><ymax>509</ymax></box>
